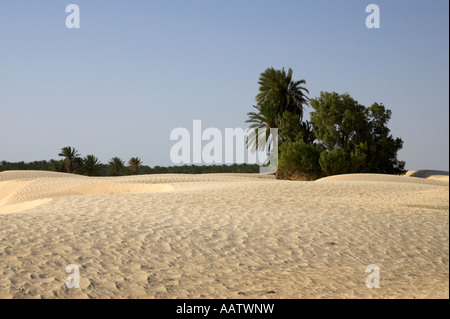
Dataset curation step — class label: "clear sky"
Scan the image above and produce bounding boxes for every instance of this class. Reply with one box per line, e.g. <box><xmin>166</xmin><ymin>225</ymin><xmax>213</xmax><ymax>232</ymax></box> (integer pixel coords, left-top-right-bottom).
<box><xmin>0</xmin><ymin>0</ymin><xmax>448</xmax><ymax>170</ymax></box>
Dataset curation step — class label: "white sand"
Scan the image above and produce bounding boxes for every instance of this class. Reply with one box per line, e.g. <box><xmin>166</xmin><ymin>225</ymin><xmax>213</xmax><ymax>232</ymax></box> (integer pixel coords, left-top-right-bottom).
<box><xmin>0</xmin><ymin>170</ymin><xmax>448</xmax><ymax>299</ymax></box>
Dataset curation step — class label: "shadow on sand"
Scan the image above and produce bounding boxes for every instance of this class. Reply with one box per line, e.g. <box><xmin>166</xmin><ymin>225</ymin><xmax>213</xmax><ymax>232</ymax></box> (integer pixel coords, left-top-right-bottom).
<box><xmin>408</xmin><ymin>170</ymin><xmax>449</xmax><ymax>178</ymax></box>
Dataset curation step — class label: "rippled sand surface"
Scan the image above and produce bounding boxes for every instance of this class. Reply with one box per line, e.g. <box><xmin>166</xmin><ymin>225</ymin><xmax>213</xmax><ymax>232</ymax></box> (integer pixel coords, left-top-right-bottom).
<box><xmin>0</xmin><ymin>170</ymin><xmax>448</xmax><ymax>298</ymax></box>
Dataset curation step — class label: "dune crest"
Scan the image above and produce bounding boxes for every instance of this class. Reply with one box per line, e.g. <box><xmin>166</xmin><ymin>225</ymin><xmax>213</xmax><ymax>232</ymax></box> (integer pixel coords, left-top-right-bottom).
<box><xmin>0</xmin><ymin>172</ymin><xmax>174</xmax><ymax>214</ymax></box>
<box><xmin>316</xmin><ymin>172</ymin><xmax>449</xmax><ymax>186</ymax></box>
<box><xmin>0</xmin><ymin>170</ymin><xmax>83</xmax><ymax>182</ymax></box>
<box><xmin>49</xmin><ymin>181</ymin><xmax>174</xmax><ymax>199</ymax></box>
<box><xmin>0</xmin><ymin>198</ymin><xmax>52</xmax><ymax>215</ymax></box>
<box><xmin>405</xmin><ymin>170</ymin><xmax>449</xmax><ymax>182</ymax></box>
<box><xmin>0</xmin><ymin>180</ymin><xmax>33</xmax><ymax>202</ymax></box>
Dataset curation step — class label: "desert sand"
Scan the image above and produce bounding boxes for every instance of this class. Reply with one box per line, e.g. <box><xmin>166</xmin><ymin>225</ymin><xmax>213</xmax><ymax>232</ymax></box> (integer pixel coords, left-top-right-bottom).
<box><xmin>0</xmin><ymin>170</ymin><xmax>448</xmax><ymax>299</ymax></box>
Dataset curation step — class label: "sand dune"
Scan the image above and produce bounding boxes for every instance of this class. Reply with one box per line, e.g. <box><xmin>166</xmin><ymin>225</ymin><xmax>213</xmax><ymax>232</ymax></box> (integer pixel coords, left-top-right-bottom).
<box><xmin>0</xmin><ymin>170</ymin><xmax>84</xmax><ymax>181</ymax></box>
<box><xmin>316</xmin><ymin>172</ymin><xmax>449</xmax><ymax>186</ymax></box>
<box><xmin>405</xmin><ymin>170</ymin><xmax>449</xmax><ymax>182</ymax></box>
<box><xmin>0</xmin><ymin>171</ymin><xmax>173</xmax><ymax>214</ymax></box>
<box><xmin>0</xmin><ymin>170</ymin><xmax>448</xmax><ymax>298</ymax></box>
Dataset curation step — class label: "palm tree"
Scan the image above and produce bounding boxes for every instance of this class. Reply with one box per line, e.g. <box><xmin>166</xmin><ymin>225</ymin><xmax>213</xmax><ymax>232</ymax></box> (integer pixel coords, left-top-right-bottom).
<box><xmin>109</xmin><ymin>157</ymin><xmax>125</xmax><ymax>176</ymax></box>
<box><xmin>58</xmin><ymin>146</ymin><xmax>81</xmax><ymax>173</ymax></box>
<box><xmin>128</xmin><ymin>157</ymin><xmax>143</xmax><ymax>175</ymax></box>
<box><xmin>81</xmin><ymin>155</ymin><xmax>101</xmax><ymax>176</ymax></box>
<box><xmin>246</xmin><ymin>68</ymin><xmax>310</xmax><ymax>152</ymax></box>
<box><xmin>245</xmin><ymin>100</ymin><xmax>278</xmax><ymax>152</ymax></box>
<box><xmin>256</xmin><ymin>67</ymin><xmax>309</xmax><ymax>121</ymax></box>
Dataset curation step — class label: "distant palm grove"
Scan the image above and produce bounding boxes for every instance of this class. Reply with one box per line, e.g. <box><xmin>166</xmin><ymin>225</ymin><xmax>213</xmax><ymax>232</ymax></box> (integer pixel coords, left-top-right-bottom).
<box><xmin>1</xmin><ymin>67</ymin><xmax>405</xmax><ymax>179</ymax></box>
<box><xmin>0</xmin><ymin>150</ymin><xmax>259</xmax><ymax>176</ymax></box>
<box><xmin>247</xmin><ymin>67</ymin><xmax>405</xmax><ymax>180</ymax></box>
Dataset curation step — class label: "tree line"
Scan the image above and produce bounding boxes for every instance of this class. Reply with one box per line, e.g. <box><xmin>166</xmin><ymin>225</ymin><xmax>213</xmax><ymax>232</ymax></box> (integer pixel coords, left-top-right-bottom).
<box><xmin>0</xmin><ymin>150</ymin><xmax>259</xmax><ymax>176</ymax></box>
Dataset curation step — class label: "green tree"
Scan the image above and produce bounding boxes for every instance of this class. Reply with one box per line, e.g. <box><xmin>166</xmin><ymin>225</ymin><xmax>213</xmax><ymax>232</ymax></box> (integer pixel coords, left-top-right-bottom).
<box><xmin>49</xmin><ymin>159</ymin><xmax>65</xmax><ymax>172</ymax></box>
<box><xmin>278</xmin><ymin>111</ymin><xmax>315</xmax><ymax>145</ymax></box>
<box><xmin>109</xmin><ymin>157</ymin><xmax>125</xmax><ymax>176</ymax></box>
<box><xmin>310</xmin><ymin>92</ymin><xmax>405</xmax><ymax>175</ymax></box>
<box><xmin>256</xmin><ymin>67</ymin><xmax>309</xmax><ymax>120</ymax></box>
<box><xmin>81</xmin><ymin>155</ymin><xmax>101</xmax><ymax>176</ymax></box>
<box><xmin>245</xmin><ymin>100</ymin><xmax>279</xmax><ymax>152</ymax></box>
<box><xmin>310</xmin><ymin>92</ymin><xmax>368</xmax><ymax>150</ymax></box>
<box><xmin>58</xmin><ymin>146</ymin><xmax>81</xmax><ymax>173</ymax></box>
<box><xmin>128</xmin><ymin>157</ymin><xmax>143</xmax><ymax>175</ymax></box>
<box><xmin>246</xmin><ymin>67</ymin><xmax>310</xmax><ymax>161</ymax></box>
<box><xmin>363</xmin><ymin>103</ymin><xmax>406</xmax><ymax>174</ymax></box>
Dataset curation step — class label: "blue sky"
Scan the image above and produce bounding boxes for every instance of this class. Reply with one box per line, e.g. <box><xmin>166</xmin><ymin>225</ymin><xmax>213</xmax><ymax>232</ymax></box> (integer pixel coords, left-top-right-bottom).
<box><xmin>0</xmin><ymin>0</ymin><xmax>448</xmax><ymax>170</ymax></box>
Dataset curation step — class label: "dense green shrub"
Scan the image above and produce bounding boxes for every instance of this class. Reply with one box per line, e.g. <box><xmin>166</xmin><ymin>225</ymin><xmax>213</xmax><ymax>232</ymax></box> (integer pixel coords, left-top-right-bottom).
<box><xmin>318</xmin><ymin>146</ymin><xmax>367</xmax><ymax>176</ymax></box>
<box><xmin>277</xmin><ymin>139</ymin><xmax>323</xmax><ymax>180</ymax></box>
